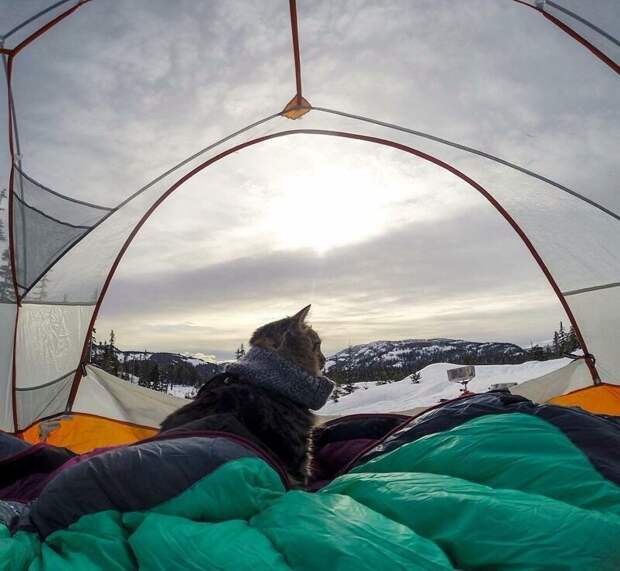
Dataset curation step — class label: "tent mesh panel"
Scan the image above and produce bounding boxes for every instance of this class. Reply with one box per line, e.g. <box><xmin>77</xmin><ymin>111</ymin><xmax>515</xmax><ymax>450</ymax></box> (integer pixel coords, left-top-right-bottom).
<box><xmin>11</xmin><ymin>166</ymin><xmax>112</xmax><ymax>294</ymax></box>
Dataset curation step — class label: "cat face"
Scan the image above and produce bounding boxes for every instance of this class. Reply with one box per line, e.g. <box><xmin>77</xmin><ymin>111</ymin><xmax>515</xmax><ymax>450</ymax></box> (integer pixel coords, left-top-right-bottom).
<box><xmin>250</xmin><ymin>305</ymin><xmax>326</xmax><ymax>376</ymax></box>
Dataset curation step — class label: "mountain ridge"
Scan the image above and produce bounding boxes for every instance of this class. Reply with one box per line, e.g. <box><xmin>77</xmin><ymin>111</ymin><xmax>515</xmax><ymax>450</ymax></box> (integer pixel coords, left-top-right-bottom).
<box><xmin>325</xmin><ymin>337</ymin><xmax>529</xmax><ymax>383</ymax></box>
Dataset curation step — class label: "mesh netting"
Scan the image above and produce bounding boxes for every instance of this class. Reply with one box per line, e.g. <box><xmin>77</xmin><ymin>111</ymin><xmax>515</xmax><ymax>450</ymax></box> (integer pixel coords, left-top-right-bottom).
<box><xmin>15</xmin><ymin>371</ymin><xmax>73</xmax><ymax>430</ymax></box>
<box><xmin>11</xmin><ymin>166</ymin><xmax>112</xmax><ymax>293</ymax></box>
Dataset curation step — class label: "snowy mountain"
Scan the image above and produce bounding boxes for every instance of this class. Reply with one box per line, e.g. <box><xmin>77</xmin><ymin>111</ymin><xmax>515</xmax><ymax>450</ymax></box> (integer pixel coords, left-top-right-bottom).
<box><xmin>325</xmin><ymin>338</ymin><xmax>529</xmax><ymax>382</ymax></box>
<box><xmin>318</xmin><ymin>357</ymin><xmax>571</xmax><ymax>416</ymax></box>
<box><xmin>91</xmin><ymin>345</ymin><xmax>222</xmax><ymax>386</ymax></box>
<box><xmin>127</xmin><ymin>351</ymin><xmax>222</xmax><ymax>379</ymax></box>
<box><xmin>94</xmin><ymin>338</ymin><xmax>560</xmax><ymax>411</ymax></box>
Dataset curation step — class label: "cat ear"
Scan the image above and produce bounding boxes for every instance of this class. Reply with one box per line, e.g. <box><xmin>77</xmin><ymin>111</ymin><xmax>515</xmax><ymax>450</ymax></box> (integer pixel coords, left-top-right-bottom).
<box><xmin>291</xmin><ymin>304</ymin><xmax>311</xmax><ymax>327</ymax></box>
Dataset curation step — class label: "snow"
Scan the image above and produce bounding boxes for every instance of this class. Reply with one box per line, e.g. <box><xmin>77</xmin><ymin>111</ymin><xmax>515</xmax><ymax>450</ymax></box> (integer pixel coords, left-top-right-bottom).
<box><xmin>183</xmin><ymin>357</ymin><xmax>210</xmax><ymax>367</ymax></box>
<box><xmin>123</xmin><ymin>351</ymin><xmax>152</xmax><ymax>361</ymax></box>
<box><xmin>318</xmin><ymin>357</ymin><xmax>571</xmax><ymax>416</ymax></box>
<box><xmin>167</xmin><ymin>384</ymin><xmax>197</xmax><ymax>399</ymax></box>
<box><xmin>180</xmin><ymin>352</ymin><xmax>218</xmax><ymax>365</ymax></box>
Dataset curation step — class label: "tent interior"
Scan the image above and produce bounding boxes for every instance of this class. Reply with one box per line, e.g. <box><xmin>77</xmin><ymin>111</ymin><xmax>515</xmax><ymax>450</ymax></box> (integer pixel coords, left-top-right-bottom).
<box><xmin>1</xmin><ymin>0</ymin><xmax>619</xmax><ymax>453</ymax></box>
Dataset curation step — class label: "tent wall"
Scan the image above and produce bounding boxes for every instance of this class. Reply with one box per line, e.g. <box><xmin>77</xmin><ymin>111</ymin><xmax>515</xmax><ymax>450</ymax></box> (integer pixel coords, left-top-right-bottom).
<box><xmin>549</xmin><ymin>383</ymin><xmax>620</xmax><ymax>416</ymax></box>
<box><xmin>0</xmin><ymin>58</ymin><xmax>16</xmax><ymax>432</ymax></box>
<box><xmin>565</xmin><ymin>288</ymin><xmax>620</xmax><ymax>383</ymax></box>
<box><xmin>19</xmin><ymin>364</ymin><xmax>187</xmax><ymax>453</ymax></box>
<box><xmin>15</xmin><ymin>372</ymin><xmax>73</xmax><ymax>430</ymax></box>
<box><xmin>15</xmin><ymin>303</ymin><xmax>91</xmax><ymax>389</ymax></box>
<box><xmin>14</xmin><ymin>303</ymin><xmax>93</xmax><ymax>429</ymax></box>
<box><xmin>511</xmin><ymin>358</ymin><xmax>591</xmax><ymax>403</ymax></box>
<box><xmin>73</xmin><ymin>365</ymin><xmax>186</xmax><ymax>427</ymax></box>
<box><xmin>1</xmin><ymin>1</ymin><xmax>618</xmax><ymax>434</ymax></box>
<box><xmin>19</xmin><ymin>414</ymin><xmax>158</xmax><ymax>454</ymax></box>
<box><xmin>0</xmin><ymin>303</ymin><xmax>16</xmax><ymax>432</ymax></box>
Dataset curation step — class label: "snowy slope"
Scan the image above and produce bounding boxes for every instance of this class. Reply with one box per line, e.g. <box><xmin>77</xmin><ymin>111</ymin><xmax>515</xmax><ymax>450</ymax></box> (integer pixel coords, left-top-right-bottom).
<box><xmin>318</xmin><ymin>357</ymin><xmax>571</xmax><ymax>415</ymax></box>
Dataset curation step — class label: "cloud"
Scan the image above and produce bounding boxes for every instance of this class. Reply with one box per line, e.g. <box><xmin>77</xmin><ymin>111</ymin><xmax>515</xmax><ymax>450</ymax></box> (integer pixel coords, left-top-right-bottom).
<box><xmin>96</xmin><ymin>207</ymin><xmax>564</xmax><ymax>355</ymax></box>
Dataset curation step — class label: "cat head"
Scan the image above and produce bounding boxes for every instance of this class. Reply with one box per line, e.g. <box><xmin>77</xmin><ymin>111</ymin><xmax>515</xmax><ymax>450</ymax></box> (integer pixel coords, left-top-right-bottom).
<box><xmin>250</xmin><ymin>305</ymin><xmax>326</xmax><ymax>376</ymax></box>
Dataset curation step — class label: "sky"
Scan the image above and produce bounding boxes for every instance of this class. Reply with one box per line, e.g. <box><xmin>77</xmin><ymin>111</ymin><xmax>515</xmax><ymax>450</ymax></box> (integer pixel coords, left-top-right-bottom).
<box><xmin>2</xmin><ymin>0</ymin><xmax>619</xmax><ymax>360</ymax></box>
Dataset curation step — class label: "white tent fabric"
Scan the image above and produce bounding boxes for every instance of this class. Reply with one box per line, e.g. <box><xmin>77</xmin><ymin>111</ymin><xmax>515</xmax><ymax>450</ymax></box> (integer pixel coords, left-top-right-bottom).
<box><xmin>74</xmin><ymin>365</ymin><xmax>187</xmax><ymax>428</ymax></box>
<box><xmin>0</xmin><ymin>304</ymin><xmax>15</xmax><ymax>432</ymax></box>
<box><xmin>511</xmin><ymin>358</ymin><xmax>592</xmax><ymax>403</ymax></box>
<box><xmin>80</xmin><ymin>359</ymin><xmax>591</xmax><ymax>426</ymax></box>
<box><xmin>0</xmin><ymin>0</ymin><xmax>618</xmax><ymax>432</ymax></box>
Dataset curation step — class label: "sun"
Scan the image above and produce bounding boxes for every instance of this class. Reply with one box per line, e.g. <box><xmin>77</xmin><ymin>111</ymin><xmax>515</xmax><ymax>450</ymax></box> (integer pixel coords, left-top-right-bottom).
<box><xmin>267</xmin><ymin>170</ymin><xmax>393</xmax><ymax>254</ymax></box>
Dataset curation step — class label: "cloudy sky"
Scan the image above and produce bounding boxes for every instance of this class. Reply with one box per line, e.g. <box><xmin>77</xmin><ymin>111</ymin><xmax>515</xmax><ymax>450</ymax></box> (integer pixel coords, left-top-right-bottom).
<box><xmin>3</xmin><ymin>0</ymin><xmax>618</xmax><ymax>360</ymax></box>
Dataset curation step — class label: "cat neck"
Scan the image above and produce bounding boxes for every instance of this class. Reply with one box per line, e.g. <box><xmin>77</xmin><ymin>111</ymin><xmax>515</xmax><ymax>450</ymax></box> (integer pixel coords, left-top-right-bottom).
<box><xmin>225</xmin><ymin>346</ymin><xmax>334</xmax><ymax>410</ymax></box>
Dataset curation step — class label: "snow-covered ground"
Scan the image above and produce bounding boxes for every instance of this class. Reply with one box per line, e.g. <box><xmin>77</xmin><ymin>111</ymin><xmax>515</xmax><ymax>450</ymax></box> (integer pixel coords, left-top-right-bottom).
<box><xmin>318</xmin><ymin>357</ymin><xmax>571</xmax><ymax>416</ymax></box>
<box><xmin>180</xmin><ymin>352</ymin><xmax>218</xmax><ymax>366</ymax></box>
<box><xmin>167</xmin><ymin>385</ymin><xmax>197</xmax><ymax>399</ymax></box>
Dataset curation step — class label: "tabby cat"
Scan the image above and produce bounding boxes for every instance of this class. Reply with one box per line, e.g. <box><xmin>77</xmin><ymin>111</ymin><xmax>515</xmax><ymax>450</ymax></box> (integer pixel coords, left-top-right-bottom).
<box><xmin>159</xmin><ymin>305</ymin><xmax>333</xmax><ymax>486</ymax></box>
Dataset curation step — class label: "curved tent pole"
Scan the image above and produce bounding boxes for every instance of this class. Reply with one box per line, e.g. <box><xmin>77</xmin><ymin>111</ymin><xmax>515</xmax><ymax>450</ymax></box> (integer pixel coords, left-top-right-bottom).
<box><xmin>5</xmin><ymin>0</ymin><xmax>92</xmax><ymax>57</ymax></box>
<box><xmin>513</xmin><ymin>0</ymin><xmax>620</xmax><ymax>76</ymax></box>
<box><xmin>66</xmin><ymin>128</ymin><xmax>601</xmax><ymax>409</ymax></box>
<box><xmin>2</xmin><ymin>0</ymin><xmax>618</xmax><ymax>77</ymax></box>
<box><xmin>540</xmin><ymin>10</ymin><xmax>620</xmax><ymax>75</ymax></box>
<box><xmin>1</xmin><ymin>0</ymin><xmax>76</xmax><ymax>43</ymax></box>
<box><xmin>3</xmin><ymin>51</ymin><xmax>20</xmax><ymax>431</ymax></box>
<box><xmin>312</xmin><ymin>107</ymin><xmax>620</xmax><ymax>223</ymax></box>
<box><xmin>16</xmin><ymin>112</ymin><xmax>281</xmax><ymax>302</ymax></box>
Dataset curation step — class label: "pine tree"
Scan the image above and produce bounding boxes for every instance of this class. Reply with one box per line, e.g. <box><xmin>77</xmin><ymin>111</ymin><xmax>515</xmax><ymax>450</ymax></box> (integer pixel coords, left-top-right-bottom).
<box><xmin>330</xmin><ymin>384</ymin><xmax>343</xmax><ymax>403</ymax></box>
<box><xmin>138</xmin><ymin>365</ymin><xmax>149</xmax><ymax>389</ymax></box>
<box><xmin>558</xmin><ymin>322</ymin><xmax>567</xmax><ymax>354</ymax></box>
<box><xmin>99</xmin><ymin>330</ymin><xmax>120</xmax><ymax>376</ymax></box>
<box><xmin>87</xmin><ymin>327</ymin><xmax>97</xmax><ymax>364</ymax></box>
<box><xmin>528</xmin><ymin>343</ymin><xmax>546</xmax><ymax>361</ymax></box>
<box><xmin>410</xmin><ymin>370</ymin><xmax>421</xmax><ymax>384</ymax></box>
<box><xmin>566</xmin><ymin>326</ymin><xmax>579</xmax><ymax>353</ymax></box>
<box><xmin>235</xmin><ymin>343</ymin><xmax>246</xmax><ymax>360</ymax></box>
<box><xmin>148</xmin><ymin>363</ymin><xmax>162</xmax><ymax>392</ymax></box>
<box><xmin>552</xmin><ymin>331</ymin><xmax>560</xmax><ymax>357</ymax></box>
<box><xmin>120</xmin><ymin>352</ymin><xmax>129</xmax><ymax>380</ymax></box>
<box><xmin>342</xmin><ymin>345</ymin><xmax>357</xmax><ymax>395</ymax></box>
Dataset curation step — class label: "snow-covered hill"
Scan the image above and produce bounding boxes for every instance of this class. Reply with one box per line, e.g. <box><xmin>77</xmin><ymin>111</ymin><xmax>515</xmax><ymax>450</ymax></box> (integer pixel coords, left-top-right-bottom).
<box><xmin>318</xmin><ymin>357</ymin><xmax>571</xmax><ymax>416</ymax></box>
<box><xmin>325</xmin><ymin>338</ymin><xmax>529</xmax><ymax>382</ymax></box>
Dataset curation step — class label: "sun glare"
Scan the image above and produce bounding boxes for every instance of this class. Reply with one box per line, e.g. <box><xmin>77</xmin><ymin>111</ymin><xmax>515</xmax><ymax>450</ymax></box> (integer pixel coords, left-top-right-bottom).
<box><xmin>268</xmin><ymin>170</ymin><xmax>394</xmax><ymax>254</ymax></box>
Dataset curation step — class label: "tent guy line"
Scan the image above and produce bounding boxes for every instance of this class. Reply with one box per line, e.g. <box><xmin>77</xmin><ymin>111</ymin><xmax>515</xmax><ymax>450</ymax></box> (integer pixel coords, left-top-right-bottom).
<box><xmin>562</xmin><ymin>282</ymin><xmax>620</xmax><ymax>297</ymax></box>
<box><xmin>312</xmin><ymin>107</ymin><xmax>620</xmax><ymax>223</ymax></box>
<box><xmin>546</xmin><ymin>0</ymin><xmax>620</xmax><ymax>48</ymax></box>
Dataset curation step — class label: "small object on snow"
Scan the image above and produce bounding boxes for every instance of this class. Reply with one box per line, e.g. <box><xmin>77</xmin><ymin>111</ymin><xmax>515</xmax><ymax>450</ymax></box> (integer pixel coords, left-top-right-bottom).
<box><xmin>447</xmin><ymin>365</ymin><xmax>476</xmax><ymax>394</ymax></box>
<box><xmin>489</xmin><ymin>382</ymin><xmax>518</xmax><ymax>392</ymax></box>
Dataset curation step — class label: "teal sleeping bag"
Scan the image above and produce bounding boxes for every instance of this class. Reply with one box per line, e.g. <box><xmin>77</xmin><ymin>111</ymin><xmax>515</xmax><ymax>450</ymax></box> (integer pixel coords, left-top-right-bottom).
<box><xmin>1</xmin><ymin>392</ymin><xmax>619</xmax><ymax>570</ymax></box>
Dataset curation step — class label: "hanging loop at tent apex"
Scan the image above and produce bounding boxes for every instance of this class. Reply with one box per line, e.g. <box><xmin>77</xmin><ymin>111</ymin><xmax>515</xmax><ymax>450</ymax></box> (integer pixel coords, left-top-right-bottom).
<box><xmin>281</xmin><ymin>95</ymin><xmax>312</xmax><ymax>119</ymax></box>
